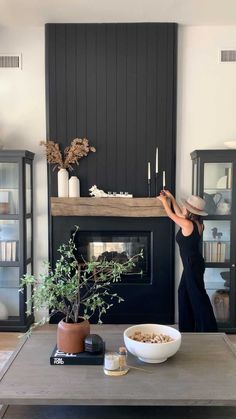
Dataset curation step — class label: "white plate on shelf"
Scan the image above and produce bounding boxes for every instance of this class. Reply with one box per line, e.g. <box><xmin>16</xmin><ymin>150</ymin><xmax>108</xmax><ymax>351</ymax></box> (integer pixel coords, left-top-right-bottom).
<box><xmin>216</xmin><ymin>175</ymin><xmax>227</xmax><ymax>189</ymax></box>
<box><xmin>224</xmin><ymin>141</ymin><xmax>236</xmax><ymax>149</ymax></box>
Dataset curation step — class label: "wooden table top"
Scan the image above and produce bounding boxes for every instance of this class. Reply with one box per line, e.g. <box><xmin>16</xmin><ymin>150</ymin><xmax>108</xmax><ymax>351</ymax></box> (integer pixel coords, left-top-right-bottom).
<box><xmin>0</xmin><ymin>325</ymin><xmax>236</xmax><ymax>406</ymax></box>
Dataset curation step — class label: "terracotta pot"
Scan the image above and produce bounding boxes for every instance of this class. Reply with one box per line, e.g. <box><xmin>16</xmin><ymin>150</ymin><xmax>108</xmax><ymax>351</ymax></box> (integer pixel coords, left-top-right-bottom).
<box><xmin>57</xmin><ymin>318</ymin><xmax>90</xmax><ymax>354</ymax></box>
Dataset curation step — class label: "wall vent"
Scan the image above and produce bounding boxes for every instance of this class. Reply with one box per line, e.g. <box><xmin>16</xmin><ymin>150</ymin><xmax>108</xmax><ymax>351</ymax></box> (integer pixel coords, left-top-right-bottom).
<box><xmin>220</xmin><ymin>50</ymin><xmax>236</xmax><ymax>62</ymax></box>
<box><xmin>0</xmin><ymin>55</ymin><xmax>22</xmax><ymax>69</ymax></box>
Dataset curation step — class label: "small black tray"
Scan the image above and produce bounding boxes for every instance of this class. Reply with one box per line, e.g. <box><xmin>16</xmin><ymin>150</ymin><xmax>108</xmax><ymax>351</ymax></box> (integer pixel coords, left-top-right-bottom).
<box><xmin>50</xmin><ymin>342</ymin><xmax>105</xmax><ymax>366</ymax></box>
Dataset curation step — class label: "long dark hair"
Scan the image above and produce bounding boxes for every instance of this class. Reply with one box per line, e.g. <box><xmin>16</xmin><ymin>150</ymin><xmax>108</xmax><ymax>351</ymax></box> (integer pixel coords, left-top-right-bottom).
<box><xmin>187</xmin><ymin>211</ymin><xmax>203</xmax><ymax>224</ymax></box>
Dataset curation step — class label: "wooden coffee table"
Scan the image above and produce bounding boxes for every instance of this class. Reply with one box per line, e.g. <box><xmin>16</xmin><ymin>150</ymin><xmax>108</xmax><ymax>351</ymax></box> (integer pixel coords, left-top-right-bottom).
<box><xmin>1</xmin><ymin>325</ymin><xmax>236</xmax><ymax>418</ymax></box>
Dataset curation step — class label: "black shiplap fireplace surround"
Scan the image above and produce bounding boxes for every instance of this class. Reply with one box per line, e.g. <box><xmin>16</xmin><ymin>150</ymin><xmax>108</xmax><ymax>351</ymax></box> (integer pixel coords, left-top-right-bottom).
<box><xmin>51</xmin><ymin>216</ymin><xmax>174</xmax><ymax>324</ymax></box>
<box><xmin>46</xmin><ymin>23</ymin><xmax>177</xmax><ymax>324</ymax></box>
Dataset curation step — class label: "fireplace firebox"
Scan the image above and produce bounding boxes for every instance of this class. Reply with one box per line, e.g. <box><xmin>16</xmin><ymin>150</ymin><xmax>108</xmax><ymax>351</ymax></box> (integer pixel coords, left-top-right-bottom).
<box><xmin>74</xmin><ymin>231</ymin><xmax>151</xmax><ymax>283</ymax></box>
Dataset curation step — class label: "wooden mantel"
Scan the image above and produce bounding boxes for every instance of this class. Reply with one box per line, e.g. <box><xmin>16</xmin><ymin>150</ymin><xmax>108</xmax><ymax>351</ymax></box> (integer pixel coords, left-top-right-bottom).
<box><xmin>51</xmin><ymin>197</ymin><xmax>167</xmax><ymax>217</ymax></box>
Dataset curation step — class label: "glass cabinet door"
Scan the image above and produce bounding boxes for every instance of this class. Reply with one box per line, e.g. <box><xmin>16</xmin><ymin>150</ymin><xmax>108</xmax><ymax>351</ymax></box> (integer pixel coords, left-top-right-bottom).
<box><xmin>0</xmin><ymin>151</ymin><xmax>34</xmax><ymax>331</ymax></box>
<box><xmin>0</xmin><ymin>267</ymin><xmax>20</xmax><ymax>320</ymax></box>
<box><xmin>0</xmin><ymin>162</ymin><xmax>19</xmax><ymax>215</ymax></box>
<box><xmin>204</xmin><ymin>267</ymin><xmax>230</xmax><ymax>323</ymax></box>
<box><xmin>191</xmin><ymin>150</ymin><xmax>236</xmax><ymax>330</ymax></box>
<box><xmin>203</xmin><ymin>162</ymin><xmax>232</xmax><ymax>216</ymax></box>
<box><xmin>202</xmin><ymin>220</ymin><xmax>231</xmax><ymax>324</ymax></box>
<box><xmin>202</xmin><ymin>220</ymin><xmax>230</xmax><ymax>264</ymax></box>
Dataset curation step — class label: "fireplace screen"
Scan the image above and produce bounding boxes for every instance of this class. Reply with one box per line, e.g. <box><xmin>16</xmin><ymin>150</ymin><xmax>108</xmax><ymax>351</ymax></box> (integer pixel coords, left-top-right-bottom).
<box><xmin>74</xmin><ymin>231</ymin><xmax>151</xmax><ymax>282</ymax></box>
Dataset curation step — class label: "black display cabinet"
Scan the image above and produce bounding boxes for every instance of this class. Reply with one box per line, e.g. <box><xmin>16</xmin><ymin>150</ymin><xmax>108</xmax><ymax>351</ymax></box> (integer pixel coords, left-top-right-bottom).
<box><xmin>0</xmin><ymin>150</ymin><xmax>34</xmax><ymax>331</ymax></box>
<box><xmin>191</xmin><ymin>149</ymin><xmax>236</xmax><ymax>332</ymax></box>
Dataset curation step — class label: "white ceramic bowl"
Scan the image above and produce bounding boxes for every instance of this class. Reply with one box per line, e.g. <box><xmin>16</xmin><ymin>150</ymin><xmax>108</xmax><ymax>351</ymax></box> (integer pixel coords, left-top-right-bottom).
<box><xmin>124</xmin><ymin>324</ymin><xmax>181</xmax><ymax>363</ymax></box>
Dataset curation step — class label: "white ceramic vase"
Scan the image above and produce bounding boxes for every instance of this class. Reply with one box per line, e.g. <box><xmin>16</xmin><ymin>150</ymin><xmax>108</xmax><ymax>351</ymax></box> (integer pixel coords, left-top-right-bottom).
<box><xmin>69</xmin><ymin>176</ymin><xmax>80</xmax><ymax>197</ymax></box>
<box><xmin>57</xmin><ymin>168</ymin><xmax>69</xmax><ymax>197</ymax></box>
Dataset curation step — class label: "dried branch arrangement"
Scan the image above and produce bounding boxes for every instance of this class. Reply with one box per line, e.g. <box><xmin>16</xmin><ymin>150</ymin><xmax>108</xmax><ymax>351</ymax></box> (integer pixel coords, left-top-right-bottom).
<box><xmin>40</xmin><ymin>138</ymin><xmax>96</xmax><ymax>170</ymax></box>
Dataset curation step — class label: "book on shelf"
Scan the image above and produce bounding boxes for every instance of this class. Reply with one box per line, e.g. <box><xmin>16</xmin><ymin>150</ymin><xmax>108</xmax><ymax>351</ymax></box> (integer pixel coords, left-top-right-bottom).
<box><xmin>225</xmin><ymin>167</ymin><xmax>232</xmax><ymax>189</ymax></box>
<box><xmin>0</xmin><ymin>190</ymin><xmax>10</xmax><ymax>214</ymax></box>
<box><xmin>0</xmin><ymin>241</ymin><xmax>6</xmax><ymax>261</ymax></box>
<box><xmin>0</xmin><ymin>240</ymin><xmax>17</xmax><ymax>262</ymax></box>
<box><xmin>6</xmin><ymin>241</ymin><xmax>12</xmax><ymax>261</ymax></box>
<box><xmin>11</xmin><ymin>241</ymin><xmax>17</xmax><ymax>261</ymax></box>
<box><xmin>203</xmin><ymin>240</ymin><xmax>230</xmax><ymax>263</ymax></box>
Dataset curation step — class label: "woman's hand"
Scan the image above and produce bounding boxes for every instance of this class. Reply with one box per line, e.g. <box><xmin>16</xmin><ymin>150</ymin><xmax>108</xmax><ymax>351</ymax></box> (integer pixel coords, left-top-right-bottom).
<box><xmin>162</xmin><ymin>189</ymin><xmax>173</xmax><ymax>199</ymax></box>
<box><xmin>157</xmin><ymin>192</ymin><xmax>168</xmax><ymax>204</ymax></box>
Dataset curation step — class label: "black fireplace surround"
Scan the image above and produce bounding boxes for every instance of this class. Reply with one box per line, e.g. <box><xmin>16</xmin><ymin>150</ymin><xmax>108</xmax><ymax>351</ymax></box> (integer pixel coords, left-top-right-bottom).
<box><xmin>46</xmin><ymin>23</ymin><xmax>177</xmax><ymax>324</ymax></box>
<box><xmin>51</xmin><ymin>216</ymin><xmax>174</xmax><ymax>324</ymax></box>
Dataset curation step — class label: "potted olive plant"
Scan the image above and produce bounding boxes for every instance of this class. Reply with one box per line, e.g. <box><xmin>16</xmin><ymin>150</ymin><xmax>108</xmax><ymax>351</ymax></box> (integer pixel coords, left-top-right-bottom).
<box><xmin>20</xmin><ymin>226</ymin><xmax>141</xmax><ymax>353</ymax></box>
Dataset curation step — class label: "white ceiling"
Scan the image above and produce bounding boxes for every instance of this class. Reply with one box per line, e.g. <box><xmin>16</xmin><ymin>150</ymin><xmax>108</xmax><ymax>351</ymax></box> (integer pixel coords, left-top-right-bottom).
<box><xmin>1</xmin><ymin>0</ymin><xmax>236</xmax><ymax>26</ymax></box>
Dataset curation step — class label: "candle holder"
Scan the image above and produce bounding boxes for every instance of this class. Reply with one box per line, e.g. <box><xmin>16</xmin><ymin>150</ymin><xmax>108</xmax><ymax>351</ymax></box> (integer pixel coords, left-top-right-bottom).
<box><xmin>155</xmin><ymin>173</ymin><xmax>158</xmax><ymax>196</ymax></box>
<box><xmin>148</xmin><ymin>179</ymin><xmax>151</xmax><ymax>197</ymax></box>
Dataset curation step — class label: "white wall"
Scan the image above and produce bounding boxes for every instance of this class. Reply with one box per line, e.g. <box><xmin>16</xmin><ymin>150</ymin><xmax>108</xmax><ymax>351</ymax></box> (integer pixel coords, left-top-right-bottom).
<box><xmin>0</xmin><ymin>26</ymin><xmax>48</xmax><ymax>320</ymax></box>
<box><xmin>1</xmin><ymin>24</ymin><xmax>236</xmax><ymax>322</ymax></box>
<box><xmin>175</xmin><ymin>25</ymin><xmax>236</xmax><ymax>318</ymax></box>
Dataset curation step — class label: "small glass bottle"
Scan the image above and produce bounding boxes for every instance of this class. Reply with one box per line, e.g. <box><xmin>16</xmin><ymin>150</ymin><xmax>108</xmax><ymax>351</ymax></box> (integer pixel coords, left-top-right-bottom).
<box><xmin>118</xmin><ymin>346</ymin><xmax>128</xmax><ymax>371</ymax></box>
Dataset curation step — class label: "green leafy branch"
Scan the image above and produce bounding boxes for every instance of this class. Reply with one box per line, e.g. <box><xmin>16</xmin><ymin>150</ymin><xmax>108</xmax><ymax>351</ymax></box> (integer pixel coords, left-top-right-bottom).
<box><xmin>20</xmin><ymin>226</ymin><xmax>143</xmax><ymax>331</ymax></box>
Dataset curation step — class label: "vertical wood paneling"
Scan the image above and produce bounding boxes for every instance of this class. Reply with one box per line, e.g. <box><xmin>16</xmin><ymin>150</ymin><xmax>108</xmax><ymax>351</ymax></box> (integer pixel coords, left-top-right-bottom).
<box><xmin>156</xmin><ymin>25</ymin><xmax>168</xmax><ymax>190</ymax></box>
<box><xmin>76</xmin><ymin>25</ymin><xmax>87</xmax><ymax>136</ymax></box>
<box><xmin>166</xmin><ymin>24</ymin><xmax>177</xmax><ymax>195</ymax></box>
<box><xmin>146</xmin><ymin>24</ymin><xmax>157</xmax><ymax>197</ymax></box>
<box><xmin>136</xmin><ymin>24</ymin><xmax>148</xmax><ymax>197</ymax></box>
<box><xmin>75</xmin><ymin>25</ymin><xmax>87</xmax><ymax>194</ymax></box>
<box><xmin>116</xmin><ymin>24</ymin><xmax>127</xmax><ymax>193</ymax></box>
<box><xmin>55</xmin><ymin>26</ymin><xmax>67</xmax><ymax>145</ymax></box>
<box><xmin>106</xmin><ymin>25</ymin><xmax>117</xmax><ymax>192</ymax></box>
<box><xmin>65</xmin><ymin>25</ymin><xmax>77</xmax><ymax>142</ymax></box>
<box><xmin>126</xmin><ymin>25</ymin><xmax>137</xmax><ymax>196</ymax></box>
<box><xmin>96</xmin><ymin>25</ymin><xmax>107</xmax><ymax>188</ymax></box>
<box><xmin>45</xmin><ymin>24</ymin><xmax>56</xmax><ymax>199</ymax></box>
<box><xmin>46</xmin><ymin>23</ymin><xmax>177</xmax><ymax>197</ymax></box>
<box><xmin>86</xmin><ymin>25</ymin><xmax>97</xmax><ymax>192</ymax></box>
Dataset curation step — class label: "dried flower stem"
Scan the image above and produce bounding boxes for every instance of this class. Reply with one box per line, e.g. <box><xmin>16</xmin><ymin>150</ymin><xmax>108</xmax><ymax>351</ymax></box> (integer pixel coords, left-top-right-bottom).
<box><xmin>40</xmin><ymin>138</ymin><xmax>96</xmax><ymax>170</ymax></box>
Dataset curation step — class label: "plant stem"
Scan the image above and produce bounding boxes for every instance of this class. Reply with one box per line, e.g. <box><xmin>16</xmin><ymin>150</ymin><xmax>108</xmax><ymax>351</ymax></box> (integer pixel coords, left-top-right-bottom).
<box><xmin>74</xmin><ymin>267</ymin><xmax>80</xmax><ymax>323</ymax></box>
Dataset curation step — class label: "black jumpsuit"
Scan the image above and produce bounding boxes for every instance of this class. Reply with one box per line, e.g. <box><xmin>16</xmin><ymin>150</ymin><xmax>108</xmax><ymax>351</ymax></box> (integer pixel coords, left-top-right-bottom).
<box><xmin>176</xmin><ymin>221</ymin><xmax>218</xmax><ymax>332</ymax></box>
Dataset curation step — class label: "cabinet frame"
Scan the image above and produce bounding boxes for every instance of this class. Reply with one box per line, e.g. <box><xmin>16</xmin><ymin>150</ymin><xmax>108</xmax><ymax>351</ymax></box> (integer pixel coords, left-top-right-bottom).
<box><xmin>191</xmin><ymin>149</ymin><xmax>236</xmax><ymax>332</ymax></box>
<box><xmin>0</xmin><ymin>150</ymin><xmax>34</xmax><ymax>332</ymax></box>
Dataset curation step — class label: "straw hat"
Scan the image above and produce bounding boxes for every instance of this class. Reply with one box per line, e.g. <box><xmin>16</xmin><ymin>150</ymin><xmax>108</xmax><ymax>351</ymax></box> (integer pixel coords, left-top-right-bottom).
<box><xmin>181</xmin><ymin>195</ymin><xmax>208</xmax><ymax>216</ymax></box>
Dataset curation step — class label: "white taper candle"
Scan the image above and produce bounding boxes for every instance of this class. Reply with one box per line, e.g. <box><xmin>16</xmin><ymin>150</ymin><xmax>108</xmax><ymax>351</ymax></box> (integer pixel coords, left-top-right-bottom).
<box><xmin>163</xmin><ymin>170</ymin><xmax>166</xmax><ymax>188</ymax></box>
<box><xmin>155</xmin><ymin>148</ymin><xmax>159</xmax><ymax>173</ymax></box>
<box><xmin>148</xmin><ymin>162</ymin><xmax>151</xmax><ymax>180</ymax></box>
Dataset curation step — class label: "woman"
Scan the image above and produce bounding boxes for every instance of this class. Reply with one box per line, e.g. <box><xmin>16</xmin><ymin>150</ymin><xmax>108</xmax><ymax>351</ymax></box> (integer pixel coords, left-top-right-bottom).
<box><xmin>158</xmin><ymin>190</ymin><xmax>218</xmax><ymax>332</ymax></box>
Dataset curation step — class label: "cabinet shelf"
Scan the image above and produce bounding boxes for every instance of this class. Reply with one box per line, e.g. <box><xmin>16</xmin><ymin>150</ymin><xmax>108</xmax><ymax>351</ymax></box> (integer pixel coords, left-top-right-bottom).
<box><xmin>204</xmin><ymin>188</ymin><xmax>231</xmax><ymax>192</ymax></box>
<box><xmin>205</xmin><ymin>262</ymin><xmax>231</xmax><ymax>268</ymax></box>
<box><xmin>0</xmin><ymin>262</ymin><xmax>20</xmax><ymax>267</ymax></box>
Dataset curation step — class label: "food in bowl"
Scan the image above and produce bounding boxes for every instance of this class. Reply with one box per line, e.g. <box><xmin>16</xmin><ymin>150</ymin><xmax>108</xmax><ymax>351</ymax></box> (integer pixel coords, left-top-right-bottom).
<box><xmin>124</xmin><ymin>324</ymin><xmax>181</xmax><ymax>363</ymax></box>
<box><xmin>129</xmin><ymin>331</ymin><xmax>173</xmax><ymax>343</ymax></box>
